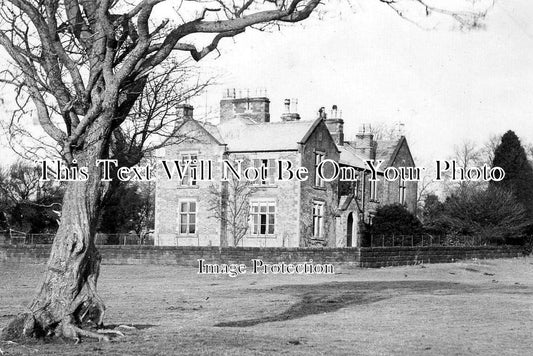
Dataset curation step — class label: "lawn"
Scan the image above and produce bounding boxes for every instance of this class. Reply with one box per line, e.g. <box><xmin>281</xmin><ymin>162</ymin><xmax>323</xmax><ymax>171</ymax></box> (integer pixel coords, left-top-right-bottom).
<box><xmin>1</xmin><ymin>257</ymin><xmax>533</xmax><ymax>355</ymax></box>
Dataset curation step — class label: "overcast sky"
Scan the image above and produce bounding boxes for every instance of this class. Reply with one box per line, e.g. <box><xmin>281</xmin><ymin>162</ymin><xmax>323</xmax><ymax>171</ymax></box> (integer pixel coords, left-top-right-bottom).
<box><xmin>1</xmin><ymin>0</ymin><xmax>532</xmax><ymax>168</ymax></box>
<box><xmin>193</xmin><ymin>0</ymin><xmax>533</xmax><ymax>167</ymax></box>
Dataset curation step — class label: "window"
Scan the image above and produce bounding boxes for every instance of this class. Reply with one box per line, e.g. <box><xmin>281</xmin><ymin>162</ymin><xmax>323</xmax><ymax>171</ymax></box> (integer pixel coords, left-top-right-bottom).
<box><xmin>180</xmin><ymin>153</ymin><xmax>197</xmax><ymax>186</ymax></box>
<box><xmin>252</xmin><ymin>158</ymin><xmax>275</xmax><ymax>185</ymax></box>
<box><xmin>399</xmin><ymin>178</ymin><xmax>406</xmax><ymax>205</ymax></box>
<box><xmin>312</xmin><ymin>201</ymin><xmax>325</xmax><ymax>237</ymax></box>
<box><xmin>178</xmin><ymin>200</ymin><xmax>196</xmax><ymax>235</ymax></box>
<box><xmin>250</xmin><ymin>201</ymin><xmax>276</xmax><ymax>235</ymax></box>
<box><xmin>370</xmin><ymin>179</ymin><xmax>379</xmax><ymax>201</ymax></box>
<box><xmin>314</xmin><ymin>152</ymin><xmax>325</xmax><ymax>187</ymax></box>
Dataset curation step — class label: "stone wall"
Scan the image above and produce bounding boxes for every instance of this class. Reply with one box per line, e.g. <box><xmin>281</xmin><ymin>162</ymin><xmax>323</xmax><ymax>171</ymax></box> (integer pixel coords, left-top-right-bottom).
<box><xmin>358</xmin><ymin>246</ymin><xmax>525</xmax><ymax>268</ymax></box>
<box><xmin>0</xmin><ymin>245</ymin><xmax>360</xmax><ymax>266</ymax></box>
<box><xmin>1</xmin><ymin>245</ymin><xmax>525</xmax><ymax>267</ymax></box>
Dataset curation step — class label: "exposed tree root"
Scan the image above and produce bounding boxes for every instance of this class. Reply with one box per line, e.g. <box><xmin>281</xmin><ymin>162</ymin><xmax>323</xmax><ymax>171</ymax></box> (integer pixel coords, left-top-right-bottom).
<box><xmin>97</xmin><ymin>329</ymin><xmax>125</xmax><ymax>337</ymax></box>
<box><xmin>59</xmin><ymin>319</ymin><xmax>109</xmax><ymax>343</ymax></box>
<box><xmin>1</xmin><ymin>311</ymin><xmax>132</xmax><ymax>344</ymax></box>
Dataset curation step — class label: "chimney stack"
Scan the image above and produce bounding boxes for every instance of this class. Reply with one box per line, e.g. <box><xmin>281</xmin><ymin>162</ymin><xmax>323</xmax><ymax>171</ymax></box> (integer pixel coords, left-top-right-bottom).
<box><xmin>281</xmin><ymin>98</ymin><xmax>301</xmax><ymax>121</ymax></box>
<box><xmin>176</xmin><ymin>104</ymin><xmax>194</xmax><ymax>121</ymax></box>
<box><xmin>220</xmin><ymin>88</ymin><xmax>270</xmax><ymax>123</ymax></box>
<box><xmin>324</xmin><ymin>104</ymin><xmax>344</xmax><ymax>146</ymax></box>
<box><xmin>283</xmin><ymin>98</ymin><xmax>291</xmax><ymax>114</ymax></box>
<box><xmin>354</xmin><ymin>123</ymin><xmax>375</xmax><ymax>159</ymax></box>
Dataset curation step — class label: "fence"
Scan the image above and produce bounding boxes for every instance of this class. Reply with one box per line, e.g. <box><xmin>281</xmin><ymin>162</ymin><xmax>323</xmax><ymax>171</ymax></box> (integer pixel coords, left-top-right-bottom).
<box><xmin>0</xmin><ymin>230</ymin><xmax>154</xmax><ymax>246</ymax></box>
<box><xmin>367</xmin><ymin>234</ymin><xmax>491</xmax><ymax>248</ymax></box>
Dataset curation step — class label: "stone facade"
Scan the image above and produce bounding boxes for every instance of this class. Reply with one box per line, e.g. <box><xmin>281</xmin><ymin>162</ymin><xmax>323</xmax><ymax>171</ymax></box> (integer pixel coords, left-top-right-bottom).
<box><xmin>154</xmin><ymin>94</ymin><xmax>418</xmax><ymax>248</ymax></box>
<box><xmin>155</xmin><ymin>119</ymin><xmax>226</xmax><ymax>247</ymax></box>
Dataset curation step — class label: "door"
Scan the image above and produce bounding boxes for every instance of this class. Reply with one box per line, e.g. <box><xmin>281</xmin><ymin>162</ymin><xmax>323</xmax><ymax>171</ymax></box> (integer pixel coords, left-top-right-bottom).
<box><xmin>347</xmin><ymin>213</ymin><xmax>353</xmax><ymax>247</ymax></box>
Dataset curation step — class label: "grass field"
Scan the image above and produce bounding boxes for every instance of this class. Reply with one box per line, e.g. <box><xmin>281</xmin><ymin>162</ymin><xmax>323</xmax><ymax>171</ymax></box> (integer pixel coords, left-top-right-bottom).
<box><xmin>1</xmin><ymin>258</ymin><xmax>533</xmax><ymax>355</ymax></box>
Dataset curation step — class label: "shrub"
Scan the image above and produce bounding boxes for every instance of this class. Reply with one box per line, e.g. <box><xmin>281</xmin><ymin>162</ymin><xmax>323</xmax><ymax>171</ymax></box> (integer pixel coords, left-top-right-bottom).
<box><xmin>440</xmin><ymin>187</ymin><xmax>530</xmax><ymax>245</ymax></box>
<box><xmin>366</xmin><ymin>204</ymin><xmax>424</xmax><ymax>243</ymax></box>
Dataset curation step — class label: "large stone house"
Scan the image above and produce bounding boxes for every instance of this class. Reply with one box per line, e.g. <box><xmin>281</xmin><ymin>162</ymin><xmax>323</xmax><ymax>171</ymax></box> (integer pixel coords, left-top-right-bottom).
<box><xmin>154</xmin><ymin>91</ymin><xmax>417</xmax><ymax>247</ymax></box>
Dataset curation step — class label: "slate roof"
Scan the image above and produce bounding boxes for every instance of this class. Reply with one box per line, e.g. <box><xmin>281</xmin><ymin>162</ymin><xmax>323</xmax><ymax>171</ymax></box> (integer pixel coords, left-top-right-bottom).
<box><xmin>338</xmin><ymin>144</ymin><xmax>367</xmax><ymax>169</ymax></box>
<box><xmin>193</xmin><ymin>116</ymin><xmax>405</xmax><ymax>169</ymax></box>
<box><xmin>206</xmin><ymin>119</ymin><xmax>320</xmax><ymax>152</ymax></box>
<box><xmin>375</xmin><ymin>139</ymin><xmax>400</xmax><ymax>165</ymax></box>
<box><xmin>201</xmin><ymin>122</ymin><xmax>223</xmax><ymax>143</ymax></box>
<box><xmin>338</xmin><ymin>139</ymin><xmax>404</xmax><ymax>171</ymax></box>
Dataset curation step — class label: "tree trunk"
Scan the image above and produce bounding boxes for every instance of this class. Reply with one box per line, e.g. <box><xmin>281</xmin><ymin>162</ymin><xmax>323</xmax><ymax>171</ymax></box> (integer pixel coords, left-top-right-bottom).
<box><xmin>2</xmin><ymin>116</ymin><xmax>114</xmax><ymax>342</ymax></box>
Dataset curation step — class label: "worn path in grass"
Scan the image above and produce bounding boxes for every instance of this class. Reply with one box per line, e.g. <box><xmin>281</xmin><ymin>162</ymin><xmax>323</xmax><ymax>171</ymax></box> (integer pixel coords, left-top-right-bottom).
<box><xmin>1</xmin><ymin>257</ymin><xmax>533</xmax><ymax>355</ymax></box>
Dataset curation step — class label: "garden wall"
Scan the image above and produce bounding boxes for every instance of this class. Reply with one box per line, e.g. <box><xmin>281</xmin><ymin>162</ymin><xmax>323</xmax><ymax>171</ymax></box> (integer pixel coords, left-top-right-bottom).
<box><xmin>358</xmin><ymin>246</ymin><xmax>526</xmax><ymax>268</ymax></box>
<box><xmin>0</xmin><ymin>244</ymin><xmax>526</xmax><ymax>268</ymax></box>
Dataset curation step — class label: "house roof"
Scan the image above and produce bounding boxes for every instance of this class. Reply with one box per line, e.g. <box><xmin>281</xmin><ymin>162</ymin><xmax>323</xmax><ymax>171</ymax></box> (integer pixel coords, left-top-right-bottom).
<box><xmin>201</xmin><ymin>122</ymin><xmax>224</xmax><ymax>143</ymax></box>
<box><xmin>376</xmin><ymin>136</ymin><xmax>413</xmax><ymax>167</ymax></box>
<box><xmin>212</xmin><ymin>118</ymin><xmax>322</xmax><ymax>152</ymax></box>
<box><xmin>375</xmin><ymin>139</ymin><xmax>399</xmax><ymax>163</ymax></box>
<box><xmin>340</xmin><ymin>137</ymin><xmax>410</xmax><ymax>171</ymax></box>
<box><xmin>185</xmin><ymin>114</ymin><xmax>410</xmax><ymax>168</ymax></box>
<box><xmin>339</xmin><ymin>144</ymin><xmax>367</xmax><ymax>169</ymax></box>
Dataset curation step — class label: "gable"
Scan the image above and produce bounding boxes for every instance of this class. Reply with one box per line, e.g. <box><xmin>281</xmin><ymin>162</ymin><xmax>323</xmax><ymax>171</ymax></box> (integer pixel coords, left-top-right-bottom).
<box><xmin>175</xmin><ymin>119</ymin><xmax>224</xmax><ymax>146</ymax></box>
<box><xmin>388</xmin><ymin>137</ymin><xmax>416</xmax><ymax>168</ymax></box>
<box><xmin>301</xmin><ymin>119</ymin><xmax>341</xmax><ymax>155</ymax></box>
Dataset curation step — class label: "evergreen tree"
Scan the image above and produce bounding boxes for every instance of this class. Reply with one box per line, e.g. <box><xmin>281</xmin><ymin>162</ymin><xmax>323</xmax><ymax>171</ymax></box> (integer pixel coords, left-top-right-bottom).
<box><xmin>369</xmin><ymin>204</ymin><xmax>424</xmax><ymax>237</ymax></box>
<box><xmin>490</xmin><ymin>130</ymin><xmax>533</xmax><ymax>221</ymax></box>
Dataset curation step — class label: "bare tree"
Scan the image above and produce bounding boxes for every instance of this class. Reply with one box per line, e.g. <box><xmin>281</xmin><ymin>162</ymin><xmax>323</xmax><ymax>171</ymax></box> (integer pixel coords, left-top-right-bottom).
<box><xmin>415</xmin><ymin>163</ymin><xmax>437</xmax><ymax>217</ymax></box>
<box><xmin>208</xmin><ymin>176</ymin><xmax>257</xmax><ymax>247</ymax></box>
<box><xmin>0</xmin><ymin>0</ymin><xmax>494</xmax><ymax>342</ymax></box>
<box><xmin>367</xmin><ymin>122</ymin><xmax>403</xmax><ymax>141</ymax></box>
<box><xmin>480</xmin><ymin>134</ymin><xmax>502</xmax><ymax>167</ymax></box>
<box><xmin>0</xmin><ymin>0</ymin><xmax>325</xmax><ymax>341</ymax></box>
<box><xmin>0</xmin><ymin>161</ymin><xmax>42</xmax><ymax>203</ymax></box>
<box><xmin>437</xmin><ymin>139</ymin><xmax>484</xmax><ymax>194</ymax></box>
<box><xmin>0</xmin><ymin>161</ymin><xmax>63</xmax><ymax>233</ymax></box>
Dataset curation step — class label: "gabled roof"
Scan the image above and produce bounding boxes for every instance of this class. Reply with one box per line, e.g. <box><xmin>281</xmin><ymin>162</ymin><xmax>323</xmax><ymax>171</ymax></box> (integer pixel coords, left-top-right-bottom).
<box><xmin>175</xmin><ymin>118</ymin><xmax>224</xmax><ymax>145</ymax></box>
<box><xmin>375</xmin><ymin>139</ymin><xmax>399</xmax><ymax>165</ymax></box>
<box><xmin>340</xmin><ymin>136</ymin><xmax>413</xmax><ymax>172</ymax></box>
<box><xmin>213</xmin><ymin>118</ymin><xmax>324</xmax><ymax>152</ymax></box>
<box><xmin>376</xmin><ymin>136</ymin><xmax>414</xmax><ymax>167</ymax></box>
<box><xmin>339</xmin><ymin>144</ymin><xmax>367</xmax><ymax>169</ymax></box>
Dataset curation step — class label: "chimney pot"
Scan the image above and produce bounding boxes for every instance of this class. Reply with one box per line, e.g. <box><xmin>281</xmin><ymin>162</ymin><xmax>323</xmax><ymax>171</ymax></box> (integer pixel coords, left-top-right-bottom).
<box><xmin>281</xmin><ymin>98</ymin><xmax>300</xmax><ymax>121</ymax></box>
<box><xmin>220</xmin><ymin>89</ymin><xmax>270</xmax><ymax>123</ymax></box>
<box><xmin>176</xmin><ymin>104</ymin><xmax>194</xmax><ymax>120</ymax></box>
<box><xmin>284</xmin><ymin>99</ymin><xmax>291</xmax><ymax>113</ymax></box>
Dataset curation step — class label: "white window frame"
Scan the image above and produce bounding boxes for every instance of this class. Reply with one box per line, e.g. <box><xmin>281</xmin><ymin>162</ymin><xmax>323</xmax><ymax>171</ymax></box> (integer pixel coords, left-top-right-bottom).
<box><xmin>312</xmin><ymin>201</ymin><xmax>325</xmax><ymax>238</ymax></box>
<box><xmin>179</xmin><ymin>152</ymin><xmax>198</xmax><ymax>186</ymax></box>
<box><xmin>249</xmin><ymin>200</ymin><xmax>276</xmax><ymax>236</ymax></box>
<box><xmin>252</xmin><ymin>158</ymin><xmax>275</xmax><ymax>185</ymax></box>
<box><xmin>370</xmin><ymin>179</ymin><xmax>379</xmax><ymax>201</ymax></box>
<box><xmin>178</xmin><ymin>199</ymin><xmax>197</xmax><ymax>235</ymax></box>
<box><xmin>399</xmin><ymin>178</ymin><xmax>406</xmax><ymax>205</ymax></box>
<box><xmin>314</xmin><ymin>152</ymin><xmax>325</xmax><ymax>187</ymax></box>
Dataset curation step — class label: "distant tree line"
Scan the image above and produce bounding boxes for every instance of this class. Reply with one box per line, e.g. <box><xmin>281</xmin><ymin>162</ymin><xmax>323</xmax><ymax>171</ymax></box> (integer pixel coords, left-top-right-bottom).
<box><xmin>0</xmin><ymin>161</ymin><xmax>154</xmax><ymax>243</ymax></box>
<box><xmin>365</xmin><ymin>130</ymin><xmax>533</xmax><ymax>247</ymax></box>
